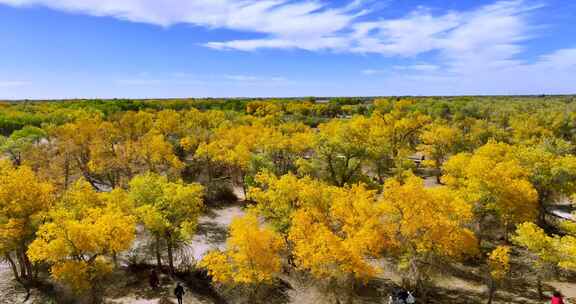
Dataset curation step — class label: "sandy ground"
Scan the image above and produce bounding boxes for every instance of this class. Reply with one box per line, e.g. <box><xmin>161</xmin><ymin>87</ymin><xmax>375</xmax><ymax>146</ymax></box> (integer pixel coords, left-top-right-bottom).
<box><xmin>108</xmin><ymin>292</ymin><xmax>210</xmax><ymax>304</ymax></box>
<box><xmin>0</xmin><ymin>264</ymin><xmax>45</xmax><ymax>304</ymax></box>
<box><xmin>186</xmin><ymin>206</ymin><xmax>245</xmax><ymax>262</ymax></box>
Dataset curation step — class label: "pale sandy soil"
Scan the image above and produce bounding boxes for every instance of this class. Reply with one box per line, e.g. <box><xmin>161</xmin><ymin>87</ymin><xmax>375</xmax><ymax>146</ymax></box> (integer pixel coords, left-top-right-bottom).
<box><xmin>185</xmin><ymin>205</ymin><xmax>245</xmax><ymax>262</ymax></box>
<box><xmin>0</xmin><ymin>264</ymin><xmax>46</xmax><ymax>304</ymax></box>
<box><xmin>108</xmin><ymin>292</ymin><xmax>210</xmax><ymax>304</ymax></box>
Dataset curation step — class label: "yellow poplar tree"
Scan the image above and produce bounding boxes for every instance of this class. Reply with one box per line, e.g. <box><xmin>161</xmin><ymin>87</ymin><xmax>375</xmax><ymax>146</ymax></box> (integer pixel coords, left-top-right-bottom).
<box><xmin>248</xmin><ymin>172</ymin><xmax>326</xmax><ymax>234</ymax></box>
<box><xmin>288</xmin><ymin>182</ymin><xmax>388</xmax><ymax>303</ymax></box>
<box><xmin>419</xmin><ymin>123</ymin><xmax>463</xmax><ymax>183</ymax></box>
<box><xmin>513</xmin><ymin>222</ymin><xmax>576</xmax><ymax>298</ymax></box>
<box><xmin>310</xmin><ymin>116</ymin><xmax>370</xmax><ymax>186</ymax></box>
<box><xmin>0</xmin><ymin>161</ymin><xmax>55</xmax><ymax>282</ymax></box>
<box><xmin>0</xmin><ymin>126</ymin><xmax>47</xmax><ymax>166</ymax></box>
<box><xmin>129</xmin><ymin>173</ymin><xmax>204</xmax><ymax>273</ymax></box>
<box><xmin>197</xmin><ymin>121</ymin><xmax>312</xmax><ymax>196</ymax></box>
<box><xmin>133</xmin><ymin>130</ymin><xmax>184</xmax><ymax>175</ymax></box>
<box><xmin>200</xmin><ymin>213</ymin><xmax>285</xmax><ymax>302</ymax></box>
<box><xmin>196</xmin><ymin>123</ymin><xmax>266</xmax><ymax>196</ymax></box>
<box><xmin>379</xmin><ymin>174</ymin><xmax>478</xmax><ymax>292</ymax></box>
<box><xmin>487</xmin><ymin>246</ymin><xmax>510</xmax><ymax>304</ymax></box>
<box><xmin>27</xmin><ymin>181</ymin><xmax>136</xmax><ymax>297</ymax></box>
<box><xmin>52</xmin><ymin>117</ymin><xmax>104</xmax><ymax>189</ymax></box>
<box><xmin>117</xmin><ymin>111</ymin><xmax>154</xmax><ymax>141</ymax></box>
<box><xmin>250</xmin><ymin>172</ymin><xmax>388</xmax><ymax>302</ymax></box>
<box><xmin>364</xmin><ymin>109</ymin><xmax>431</xmax><ymax>182</ymax></box>
<box><xmin>443</xmin><ymin>142</ymin><xmax>539</xmax><ymax>238</ymax></box>
<box><xmin>513</xmin><ymin>145</ymin><xmax>576</xmax><ymax>223</ymax></box>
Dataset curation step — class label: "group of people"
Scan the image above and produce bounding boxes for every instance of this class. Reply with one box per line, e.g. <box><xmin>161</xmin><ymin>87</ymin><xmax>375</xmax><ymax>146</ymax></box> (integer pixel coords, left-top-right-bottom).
<box><xmin>389</xmin><ymin>288</ymin><xmax>415</xmax><ymax>304</ymax></box>
<box><xmin>387</xmin><ymin>287</ymin><xmax>566</xmax><ymax>304</ymax></box>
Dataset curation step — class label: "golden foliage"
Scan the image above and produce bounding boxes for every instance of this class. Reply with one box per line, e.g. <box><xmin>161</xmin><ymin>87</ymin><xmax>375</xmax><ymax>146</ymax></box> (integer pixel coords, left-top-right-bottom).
<box><xmin>0</xmin><ymin>161</ymin><xmax>55</xmax><ymax>253</ymax></box>
<box><xmin>27</xmin><ymin>183</ymin><xmax>135</xmax><ymax>293</ymax></box>
<box><xmin>443</xmin><ymin>142</ymin><xmax>539</xmax><ymax>230</ymax></box>
<box><xmin>380</xmin><ymin>174</ymin><xmax>478</xmax><ymax>259</ymax></box>
<box><xmin>200</xmin><ymin>213</ymin><xmax>285</xmax><ymax>285</ymax></box>
<box><xmin>513</xmin><ymin>222</ymin><xmax>576</xmax><ymax>271</ymax></box>
<box><xmin>288</xmin><ymin>183</ymin><xmax>386</xmax><ymax>281</ymax></box>
<box><xmin>488</xmin><ymin>246</ymin><xmax>510</xmax><ymax>281</ymax></box>
<box><xmin>129</xmin><ymin>173</ymin><xmax>204</xmax><ymax>238</ymax></box>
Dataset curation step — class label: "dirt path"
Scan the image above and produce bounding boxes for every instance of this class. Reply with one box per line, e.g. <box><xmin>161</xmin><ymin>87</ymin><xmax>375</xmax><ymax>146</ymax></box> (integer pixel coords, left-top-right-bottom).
<box><xmin>185</xmin><ymin>205</ymin><xmax>245</xmax><ymax>262</ymax></box>
<box><xmin>109</xmin><ymin>291</ymin><xmax>211</xmax><ymax>304</ymax></box>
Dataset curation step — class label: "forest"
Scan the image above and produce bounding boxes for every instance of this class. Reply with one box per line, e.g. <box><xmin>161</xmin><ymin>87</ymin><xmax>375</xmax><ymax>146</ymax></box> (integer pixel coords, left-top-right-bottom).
<box><xmin>0</xmin><ymin>96</ymin><xmax>575</xmax><ymax>304</ymax></box>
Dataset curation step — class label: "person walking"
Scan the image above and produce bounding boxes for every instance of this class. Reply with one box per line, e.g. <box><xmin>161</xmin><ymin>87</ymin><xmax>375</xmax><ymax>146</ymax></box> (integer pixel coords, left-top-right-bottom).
<box><xmin>551</xmin><ymin>291</ymin><xmax>564</xmax><ymax>304</ymax></box>
<box><xmin>174</xmin><ymin>282</ymin><xmax>185</xmax><ymax>304</ymax></box>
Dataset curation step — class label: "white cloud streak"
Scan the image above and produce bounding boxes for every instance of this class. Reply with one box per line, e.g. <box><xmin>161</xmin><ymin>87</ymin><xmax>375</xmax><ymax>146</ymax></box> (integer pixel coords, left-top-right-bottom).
<box><xmin>0</xmin><ymin>0</ymin><xmax>542</xmax><ymax>60</ymax></box>
<box><xmin>0</xmin><ymin>81</ymin><xmax>29</xmax><ymax>87</ymax></box>
<box><xmin>115</xmin><ymin>73</ymin><xmax>290</xmax><ymax>87</ymax></box>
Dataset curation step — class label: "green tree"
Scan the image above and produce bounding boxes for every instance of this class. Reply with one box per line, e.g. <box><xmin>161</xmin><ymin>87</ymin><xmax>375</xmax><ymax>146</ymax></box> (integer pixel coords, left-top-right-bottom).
<box><xmin>129</xmin><ymin>173</ymin><xmax>204</xmax><ymax>273</ymax></box>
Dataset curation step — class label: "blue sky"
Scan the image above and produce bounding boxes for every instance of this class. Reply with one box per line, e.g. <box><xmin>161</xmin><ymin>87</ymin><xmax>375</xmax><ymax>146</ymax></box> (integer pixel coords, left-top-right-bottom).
<box><xmin>0</xmin><ymin>0</ymin><xmax>575</xmax><ymax>99</ymax></box>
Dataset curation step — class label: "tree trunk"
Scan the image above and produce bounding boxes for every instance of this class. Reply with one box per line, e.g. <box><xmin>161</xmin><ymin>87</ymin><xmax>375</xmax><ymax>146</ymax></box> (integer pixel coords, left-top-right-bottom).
<box><xmin>155</xmin><ymin>235</ymin><xmax>163</xmax><ymax>269</ymax></box>
<box><xmin>247</xmin><ymin>286</ymin><xmax>257</xmax><ymax>304</ymax></box>
<box><xmin>166</xmin><ymin>235</ymin><xmax>175</xmax><ymax>274</ymax></box>
<box><xmin>16</xmin><ymin>249</ymin><xmax>31</xmax><ymax>281</ymax></box>
<box><xmin>410</xmin><ymin>258</ymin><xmax>427</xmax><ymax>302</ymax></box>
<box><xmin>23</xmin><ymin>254</ymin><xmax>33</xmax><ymax>281</ymax></box>
<box><xmin>5</xmin><ymin>253</ymin><xmax>20</xmax><ymax>282</ymax></box>
<box><xmin>90</xmin><ymin>285</ymin><xmax>102</xmax><ymax>304</ymax></box>
<box><xmin>487</xmin><ymin>278</ymin><xmax>496</xmax><ymax>304</ymax></box>
<box><xmin>346</xmin><ymin>274</ymin><xmax>355</xmax><ymax>304</ymax></box>
<box><xmin>112</xmin><ymin>251</ymin><xmax>118</xmax><ymax>269</ymax></box>
<box><xmin>240</xmin><ymin>171</ymin><xmax>247</xmax><ymax>201</ymax></box>
<box><xmin>537</xmin><ymin>195</ymin><xmax>549</xmax><ymax>227</ymax></box>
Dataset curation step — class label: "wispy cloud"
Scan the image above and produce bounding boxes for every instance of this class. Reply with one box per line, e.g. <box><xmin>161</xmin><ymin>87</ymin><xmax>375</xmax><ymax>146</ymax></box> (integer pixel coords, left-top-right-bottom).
<box><xmin>393</xmin><ymin>64</ymin><xmax>440</xmax><ymax>72</ymax></box>
<box><xmin>224</xmin><ymin>74</ymin><xmax>286</xmax><ymax>82</ymax></box>
<box><xmin>115</xmin><ymin>73</ymin><xmax>290</xmax><ymax>87</ymax></box>
<box><xmin>0</xmin><ymin>0</ymin><xmax>542</xmax><ymax>64</ymax></box>
<box><xmin>115</xmin><ymin>78</ymin><xmax>206</xmax><ymax>86</ymax></box>
<box><xmin>362</xmin><ymin>69</ymin><xmax>386</xmax><ymax>75</ymax></box>
<box><xmin>0</xmin><ymin>81</ymin><xmax>29</xmax><ymax>87</ymax></box>
<box><xmin>0</xmin><ymin>0</ymin><xmax>362</xmax><ymax>41</ymax></box>
<box><xmin>362</xmin><ymin>46</ymin><xmax>576</xmax><ymax>95</ymax></box>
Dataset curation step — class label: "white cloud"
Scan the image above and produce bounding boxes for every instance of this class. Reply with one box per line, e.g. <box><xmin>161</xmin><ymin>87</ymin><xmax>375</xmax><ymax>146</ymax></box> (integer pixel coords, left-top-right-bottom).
<box><xmin>0</xmin><ymin>0</ymin><xmax>361</xmax><ymax>40</ymax></box>
<box><xmin>393</xmin><ymin>64</ymin><xmax>439</xmax><ymax>72</ymax></box>
<box><xmin>0</xmin><ymin>81</ymin><xmax>29</xmax><ymax>87</ymax></box>
<box><xmin>0</xmin><ymin>0</ymin><xmax>541</xmax><ymax>60</ymax></box>
<box><xmin>115</xmin><ymin>73</ymin><xmax>289</xmax><ymax>88</ymax></box>
<box><xmin>362</xmin><ymin>47</ymin><xmax>576</xmax><ymax>96</ymax></box>
<box><xmin>115</xmin><ymin>76</ymin><xmax>206</xmax><ymax>86</ymax></box>
<box><xmin>534</xmin><ymin>48</ymin><xmax>576</xmax><ymax>69</ymax></box>
<box><xmin>223</xmin><ymin>74</ymin><xmax>286</xmax><ymax>82</ymax></box>
<box><xmin>203</xmin><ymin>0</ymin><xmax>539</xmax><ymax>63</ymax></box>
<box><xmin>362</xmin><ymin>69</ymin><xmax>385</xmax><ymax>75</ymax></box>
